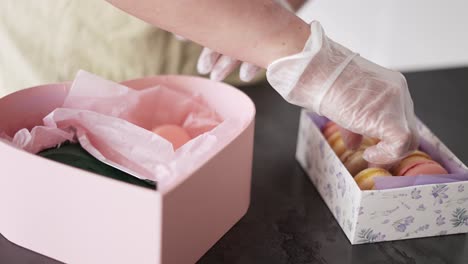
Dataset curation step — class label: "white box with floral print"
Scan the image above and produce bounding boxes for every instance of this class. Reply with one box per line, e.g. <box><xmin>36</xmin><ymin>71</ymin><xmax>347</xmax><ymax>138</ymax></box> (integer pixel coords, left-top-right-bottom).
<box><xmin>296</xmin><ymin>109</ymin><xmax>468</xmax><ymax>244</ymax></box>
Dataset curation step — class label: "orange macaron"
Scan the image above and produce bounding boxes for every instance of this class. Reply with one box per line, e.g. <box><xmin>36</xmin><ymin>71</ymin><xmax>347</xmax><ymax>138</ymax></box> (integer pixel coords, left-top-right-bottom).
<box><xmin>323</xmin><ymin>121</ymin><xmax>378</xmax><ymax>148</ymax></box>
<box><xmin>327</xmin><ymin>131</ymin><xmax>346</xmax><ymax>157</ymax></box>
<box><xmin>354</xmin><ymin>167</ymin><xmax>392</xmax><ymax>190</ymax></box>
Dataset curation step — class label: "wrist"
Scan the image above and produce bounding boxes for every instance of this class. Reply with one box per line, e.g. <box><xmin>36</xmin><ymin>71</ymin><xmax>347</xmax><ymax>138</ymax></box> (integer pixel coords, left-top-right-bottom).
<box><xmin>261</xmin><ymin>17</ymin><xmax>310</xmax><ymax>68</ymax></box>
<box><xmin>266</xmin><ymin>21</ymin><xmax>356</xmax><ymax>114</ymax></box>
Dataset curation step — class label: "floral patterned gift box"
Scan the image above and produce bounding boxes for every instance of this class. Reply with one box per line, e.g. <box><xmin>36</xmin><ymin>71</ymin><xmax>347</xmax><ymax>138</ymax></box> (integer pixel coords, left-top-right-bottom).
<box><xmin>296</xmin><ymin>110</ymin><xmax>468</xmax><ymax>244</ymax></box>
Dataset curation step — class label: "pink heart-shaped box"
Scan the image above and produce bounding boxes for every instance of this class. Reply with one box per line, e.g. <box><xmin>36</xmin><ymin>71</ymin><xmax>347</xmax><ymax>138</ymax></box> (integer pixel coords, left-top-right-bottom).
<box><xmin>0</xmin><ymin>75</ymin><xmax>255</xmax><ymax>264</ymax></box>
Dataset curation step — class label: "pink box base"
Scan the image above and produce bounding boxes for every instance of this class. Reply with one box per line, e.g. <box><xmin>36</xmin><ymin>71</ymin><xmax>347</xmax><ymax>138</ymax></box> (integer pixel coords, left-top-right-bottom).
<box><xmin>0</xmin><ymin>75</ymin><xmax>256</xmax><ymax>263</ymax></box>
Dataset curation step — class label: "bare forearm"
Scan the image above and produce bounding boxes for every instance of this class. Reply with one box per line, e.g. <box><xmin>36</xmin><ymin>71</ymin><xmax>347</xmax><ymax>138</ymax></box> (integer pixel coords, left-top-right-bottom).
<box><xmin>105</xmin><ymin>0</ymin><xmax>309</xmax><ymax>68</ymax></box>
<box><xmin>291</xmin><ymin>0</ymin><xmax>307</xmax><ymax>10</ymax></box>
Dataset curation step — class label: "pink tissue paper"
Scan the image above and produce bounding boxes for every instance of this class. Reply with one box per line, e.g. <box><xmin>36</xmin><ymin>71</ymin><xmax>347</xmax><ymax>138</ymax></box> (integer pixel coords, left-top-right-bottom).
<box><xmin>0</xmin><ymin>70</ymin><xmax>244</xmax><ymax>187</ymax></box>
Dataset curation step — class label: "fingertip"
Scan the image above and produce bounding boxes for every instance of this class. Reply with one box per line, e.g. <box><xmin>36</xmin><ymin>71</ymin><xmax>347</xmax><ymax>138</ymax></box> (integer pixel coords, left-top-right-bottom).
<box><xmin>209</xmin><ymin>71</ymin><xmax>224</xmax><ymax>82</ymax></box>
<box><xmin>197</xmin><ymin>48</ymin><xmax>218</xmax><ymax>74</ymax></box>
<box><xmin>197</xmin><ymin>58</ymin><xmax>213</xmax><ymax>75</ymax></box>
<box><xmin>363</xmin><ymin>143</ymin><xmax>398</xmax><ymax>165</ymax></box>
<box><xmin>210</xmin><ymin>56</ymin><xmax>240</xmax><ymax>82</ymax></box>
<box><xmin>240</xmin><ymin>63</ymin><xmax>260</xmax><ymax>82</ymax></box>
<box><xmin>209</xmin><ymin>67</ymin><xmax>228</xmax><ymax>82</ymax></box>
<box><xmin>362</xmin><ymin>146</ymin><xmax>381</xmax><ymax>164</ymax></box>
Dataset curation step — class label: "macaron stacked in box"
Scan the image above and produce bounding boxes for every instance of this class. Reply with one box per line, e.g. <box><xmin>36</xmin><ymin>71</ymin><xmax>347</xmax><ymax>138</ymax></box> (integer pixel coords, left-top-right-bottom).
<box><xmin>322</xmin><ymin>121</ymin><xmax>449</xmax><ymax>190</ymax></box>
<box><xmin>152</xmin><ymin>124</ymin><xmax>191</xmax><ymax>150</ymax></box>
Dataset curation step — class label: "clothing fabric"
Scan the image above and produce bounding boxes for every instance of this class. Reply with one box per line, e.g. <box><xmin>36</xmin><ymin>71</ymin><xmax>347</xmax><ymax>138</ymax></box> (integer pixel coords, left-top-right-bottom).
<box><xmin>0</xmin><ymin>0</ymin><xmax>260</xmax><ymax>97</ymax></box>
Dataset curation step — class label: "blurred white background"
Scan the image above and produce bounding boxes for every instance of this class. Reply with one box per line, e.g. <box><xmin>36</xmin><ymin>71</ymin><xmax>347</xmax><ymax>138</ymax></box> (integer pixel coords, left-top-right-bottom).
<box><xmin>297</xmin><ymin>0</ymin><xmax>468</xmax><ymax>72</ymax></box>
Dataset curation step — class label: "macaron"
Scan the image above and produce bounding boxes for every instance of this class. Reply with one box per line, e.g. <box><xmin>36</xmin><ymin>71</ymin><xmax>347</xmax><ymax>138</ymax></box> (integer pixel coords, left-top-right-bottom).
<box><xmin>152</xmin><ymin>124</ymin><xmax>191</xmax><ymax>150</ymax></box>
<box><xmin>354</xmin><ymin>167</ymin><xmax>392</xmax><ymax>190</ymax></box>
<box><xmin>340</xmin><ymin>149</ymin><xmax>368</xmax><ymax>176</ymax></box>
<box><xmin>406</xmin><ymin>150</ymin><xmax>432</xmax><ymax>160</ymax></box>
<box><xmin>393</xmin><ymin>156</ymin><xmax>448</xmax><ymax>177</ymax></box>
<box><xmin>322</xmin><ymin>121</ymin><xmax>340</xmax><ymax>139</ymax></box>
<box><xmin>327</xmin><ymin>131</ymin><xmax>346</xmax><ymax>157</ymax></box>
<box><xmin>323</xmin><ymin>120</ymin><xmax>379</xmax><ymax>148</ymax></box>
<box><xmin>392</xmin><ymin>150</ymin><xmax>435</xmax><ymax>175</ymax></box>
<box><xmin>342</xmin><ymin>137</ymin><xmax>378</xmax><ymax>158</ymax></box>
<box><xmin>360</xmin><ymin>137</ymin><xmax>380</xmax><ymax>148</ymax></box>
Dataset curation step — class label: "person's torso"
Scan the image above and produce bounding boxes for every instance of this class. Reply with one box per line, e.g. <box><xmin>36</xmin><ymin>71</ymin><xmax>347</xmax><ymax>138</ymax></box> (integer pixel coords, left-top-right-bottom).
<box><xmin>0</xmin><ymin>0</ymin><xmax>202</xmax><ymax>96</ymax></box>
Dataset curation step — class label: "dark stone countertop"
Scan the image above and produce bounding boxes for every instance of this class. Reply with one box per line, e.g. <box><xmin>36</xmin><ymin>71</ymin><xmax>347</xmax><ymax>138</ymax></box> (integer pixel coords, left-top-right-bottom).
<box><xmin>1</xmin><ymin>67</ymin><xmax>468</xmax><ymax>264</ymax></box>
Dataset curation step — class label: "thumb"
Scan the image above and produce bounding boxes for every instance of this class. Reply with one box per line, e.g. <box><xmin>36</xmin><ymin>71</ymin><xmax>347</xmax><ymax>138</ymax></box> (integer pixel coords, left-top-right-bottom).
<box><xmin>364</xmin><ymin>127</ymin><xmax>419</xmax><ymax>165</ymax></box>
<box><xmin>363</xmin><ymin>141</ymin><xmax>402</xmax><ymax>165</ymax></box>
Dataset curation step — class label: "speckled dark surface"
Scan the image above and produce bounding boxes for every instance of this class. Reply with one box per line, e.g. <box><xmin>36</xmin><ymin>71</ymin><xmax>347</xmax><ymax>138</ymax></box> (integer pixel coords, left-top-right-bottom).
<box><xmin>1</xmin><ymin>68</ymin><xmax>468</xmax><ymax>264</ymax></box>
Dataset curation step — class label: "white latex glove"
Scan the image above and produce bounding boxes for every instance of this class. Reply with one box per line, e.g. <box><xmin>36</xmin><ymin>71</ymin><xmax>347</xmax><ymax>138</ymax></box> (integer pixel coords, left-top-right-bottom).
<box><xmin>196</xmin><ymin>0</ymin><xmax>295</xmax><ymax>82</ymax></box>
<box><xmin>267</xmin><ymin>21</ymin><xmax>419</xmax><ymax>165</ymax></box>
<box><xmin>197</xmin><ymin>49</ymin><xmax>260</xmax><ymax>82</ymax></box>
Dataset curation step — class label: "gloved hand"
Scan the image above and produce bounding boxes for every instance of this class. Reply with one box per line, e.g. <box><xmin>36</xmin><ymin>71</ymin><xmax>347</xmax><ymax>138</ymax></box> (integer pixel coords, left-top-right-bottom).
<box><xmin>196</xmin><ymin>0</ymin><xmax>295</xmax><ymax>82</ymax></box>
<box><xmin>197</xmin><ymin>49</ymin><xmax>260</xmax><ymax>82</ymax></box>
<box><xmin>267</xmin><ymin>21</ymin><xmax>419</xmax><ymax>165</ymax></box>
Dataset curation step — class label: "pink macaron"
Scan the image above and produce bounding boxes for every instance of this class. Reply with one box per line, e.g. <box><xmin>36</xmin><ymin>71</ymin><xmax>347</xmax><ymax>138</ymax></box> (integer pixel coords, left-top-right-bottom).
<box><xmin>322</xmin><ymin>121</ymin><xmax>340</xmax><ymax>139</ymax></box>
<box><xmin>152</xmin><ymin>124</ymin><xmax>191</xmax><ymax>150</ymax></box>
<box><xmin>395</xmin><ymin>157</ymin><xmax>448</xmax><ymax>176</ymax></box>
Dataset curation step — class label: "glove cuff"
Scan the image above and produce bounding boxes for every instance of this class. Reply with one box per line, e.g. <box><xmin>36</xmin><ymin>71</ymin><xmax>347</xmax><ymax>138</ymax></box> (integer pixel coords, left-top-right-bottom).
<box><xmin>267</xmin><ymin>21</ymin><xmax>356</xmax><ymax>114</ymax></box>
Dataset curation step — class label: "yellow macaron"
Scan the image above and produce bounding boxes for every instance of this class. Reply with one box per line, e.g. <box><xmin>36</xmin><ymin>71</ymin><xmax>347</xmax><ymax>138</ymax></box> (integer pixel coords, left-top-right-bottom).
<box><xmin>327</xmin><ymin>131</ymin><xmax>346</xmax><ymax>157</ymax></box>
<box><xmin>354</xmin><ymin>167</ymin><xmax>392</xmax><ymax>190</ymax></box>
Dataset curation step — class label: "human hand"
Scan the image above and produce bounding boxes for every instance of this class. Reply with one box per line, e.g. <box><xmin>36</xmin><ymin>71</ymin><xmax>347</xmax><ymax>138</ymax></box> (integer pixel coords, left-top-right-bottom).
<box><xmin>196</xmin><ymin>0</ymin><xmax>296</xmax><ymax>82</ymax></box>
<box><xmin>267</xmin><ymin>21</ymin><xmax>419</xmax><ymax>165</ymax></box>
